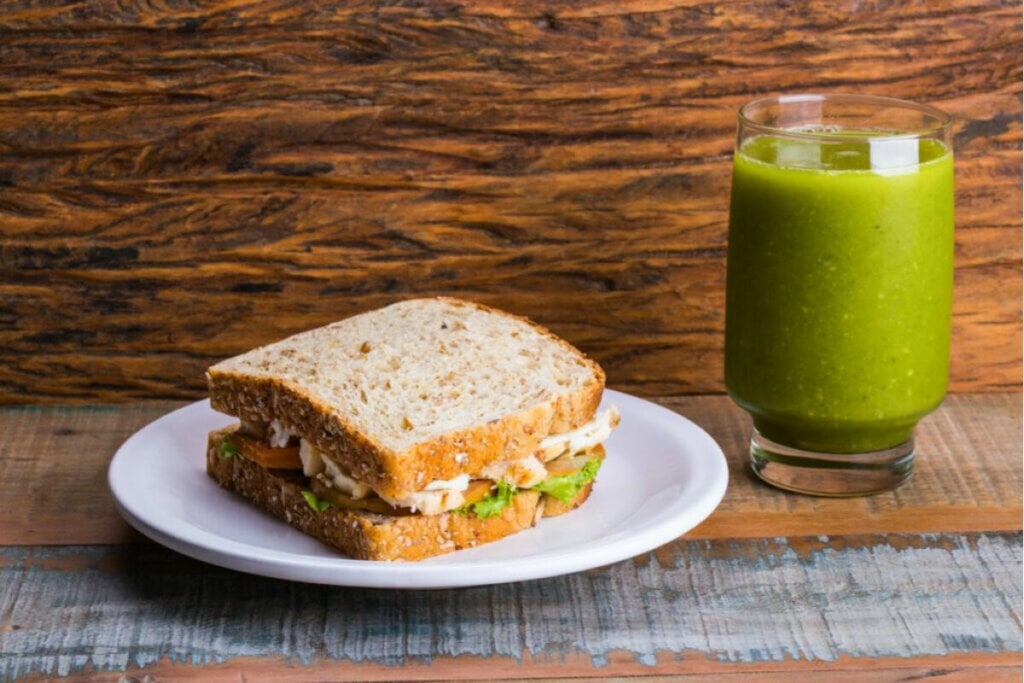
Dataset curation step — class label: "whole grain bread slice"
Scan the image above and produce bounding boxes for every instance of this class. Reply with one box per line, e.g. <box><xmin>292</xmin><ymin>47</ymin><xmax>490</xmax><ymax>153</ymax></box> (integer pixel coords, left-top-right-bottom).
<box><xmin>207</xmin><ymin>297</ymin><xmax>604</xmax><ymax>499</ymax></box>
<box><xmin>206</xmin><ymin>427</ymin><xmax>594</xmax><ymax>561</ymax></box>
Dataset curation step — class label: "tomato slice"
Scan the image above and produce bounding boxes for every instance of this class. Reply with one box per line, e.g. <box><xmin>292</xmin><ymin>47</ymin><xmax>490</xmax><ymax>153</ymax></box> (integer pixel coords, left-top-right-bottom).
<box><xmin>545</xmin><ymin>444</ymin><xmax>606</xmax><ymax>476</ymax></box>
<box><xmin>462</xmin><ymin>479</ymin><xmax>494</xmax><ymax>506</ymax></box>
<box><xmin>235</xmin><ymin>434</ymin><xmax>303</xmax><ymax>470</ymax></box>
<box><xmin>310</xmin><ymin>476</ymin><xmax>412</xmax><ymax>515</ymax></box>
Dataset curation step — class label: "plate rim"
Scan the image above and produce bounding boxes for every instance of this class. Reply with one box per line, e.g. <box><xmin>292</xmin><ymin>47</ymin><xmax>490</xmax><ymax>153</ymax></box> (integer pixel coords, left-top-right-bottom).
<box><xmin>108</xmin><ymin>389</ymin><xmax>728</xmax><ymax>588</ymax></box>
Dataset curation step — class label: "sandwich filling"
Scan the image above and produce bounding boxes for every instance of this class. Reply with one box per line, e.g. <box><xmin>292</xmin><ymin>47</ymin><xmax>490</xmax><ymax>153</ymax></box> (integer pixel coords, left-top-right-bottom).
<box><xmin>220</xmin><ymin>407</ymin><xmax>620</xmax><ymax>518</ymax></box>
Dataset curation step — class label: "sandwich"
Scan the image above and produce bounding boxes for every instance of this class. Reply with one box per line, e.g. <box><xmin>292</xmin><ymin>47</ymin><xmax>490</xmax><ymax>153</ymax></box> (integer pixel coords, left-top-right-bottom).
<box><xmin>205</xmin><ymin>297</ymin><xmax>619</xmax><ymax>561</ymax></box>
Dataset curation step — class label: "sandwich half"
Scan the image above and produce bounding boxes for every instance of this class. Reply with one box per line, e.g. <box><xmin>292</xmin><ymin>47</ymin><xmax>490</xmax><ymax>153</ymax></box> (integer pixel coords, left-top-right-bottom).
<box><xmin>205</xmin><ymin>297</ymin><xmax>619</xmax><ymax>561</ymax></box>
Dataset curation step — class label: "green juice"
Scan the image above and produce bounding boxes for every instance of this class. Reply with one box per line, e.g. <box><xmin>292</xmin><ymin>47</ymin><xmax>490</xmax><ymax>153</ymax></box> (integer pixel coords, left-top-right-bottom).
<box><xmin>725</xmin><ymin>135</ymin><xmax>954</xmax><ymax>453</ymax></box>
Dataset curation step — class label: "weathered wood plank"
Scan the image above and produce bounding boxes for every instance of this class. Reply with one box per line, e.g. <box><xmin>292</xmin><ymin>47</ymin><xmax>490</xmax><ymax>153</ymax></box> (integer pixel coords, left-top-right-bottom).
<box><xmin>685</xmin><ymin>392</ymin><xmax>1024</xmax><ymax>539</ymax></box>
<box><xmin>17</xmin><ymin>656</ymin><xmax>1024</xmax><ymax>682</ymax></box>
<box><xmin>0</xmin><ymin>395</ymin><xmax>1019</xmax><ymax>546</ymax></box>
<box><xmin>0</xmin><ymin>0</ymin><xmax>1019</xmax><ymax>402</ymax></box>
<box><xmin>1</xmin><ymin>533</ymin><xmax>1020</xmax><ymax>679</ymax></box>
<box><xmin>0</xmin><ymin>402</ymin><xmax>176</xmax><ymax>545</ymax></box>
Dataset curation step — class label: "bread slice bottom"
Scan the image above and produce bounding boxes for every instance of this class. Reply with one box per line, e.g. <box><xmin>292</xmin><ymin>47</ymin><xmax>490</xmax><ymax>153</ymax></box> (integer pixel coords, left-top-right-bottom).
<box><xmin>206</xmin><ymin>427</ymin><xmax>595</xmax><ymax>561</ymax></box>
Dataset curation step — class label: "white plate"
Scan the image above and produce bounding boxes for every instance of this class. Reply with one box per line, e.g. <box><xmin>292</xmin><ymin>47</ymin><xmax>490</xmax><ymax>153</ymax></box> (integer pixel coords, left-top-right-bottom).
<box><xmin>108</xmin><ymin>389</ymin><xmax>728</xmax><ymax>588</ymax></box>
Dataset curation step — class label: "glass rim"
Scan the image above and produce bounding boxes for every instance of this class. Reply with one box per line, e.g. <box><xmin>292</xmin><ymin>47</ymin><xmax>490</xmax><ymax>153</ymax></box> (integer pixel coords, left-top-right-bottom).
<box><xmin>738</xmin><ymin>93</ymin><xmax>953</xmax><ymax>142</ymax></box>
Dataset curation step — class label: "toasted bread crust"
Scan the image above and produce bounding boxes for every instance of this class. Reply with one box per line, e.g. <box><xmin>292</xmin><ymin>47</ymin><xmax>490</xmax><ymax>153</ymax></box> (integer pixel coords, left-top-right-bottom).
<box><xmin>207</xmin><ymin>297</ymin><xmax>605</xmax><ymax>499</ymax></box>
<box><xmin>207</xmin><ymin>427</ymin><xmax>595</xmax><ymax>561</ymax></box>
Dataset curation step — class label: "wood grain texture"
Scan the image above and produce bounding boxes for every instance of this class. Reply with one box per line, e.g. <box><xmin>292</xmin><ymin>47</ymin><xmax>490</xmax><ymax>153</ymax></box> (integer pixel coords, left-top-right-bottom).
<box><xmin>0</xmin><ymin>394</ymin><xmax>1019</xmax><ymax>546</ymax></box>
<box><xmin>0</xmin><ymin>0</ymin><xmax>1019</xmax><ymax>402</ymax></box>
<box><xmin>64</xmin><ymin>667</ymin><xmax>1015</xmax><ymax>683</ymax></box>
<box><xmin>14</xmin><ymin>655</ymin><xmax>1024</xmax><ymax>683</ymax></box>
<box><xmin>0</xmin><ymin>402</ymin><xmax>175</xmax><ymax>545</ymax></box>
<box><xmin>1</xmin><ymin>533</ymin><xmax>1021</xmax><ymax>679</ymax></box>
<box><xmin>684</xmin><ymin>392</ymin><xmax>1024</xmax><ymax>538</ymax></box>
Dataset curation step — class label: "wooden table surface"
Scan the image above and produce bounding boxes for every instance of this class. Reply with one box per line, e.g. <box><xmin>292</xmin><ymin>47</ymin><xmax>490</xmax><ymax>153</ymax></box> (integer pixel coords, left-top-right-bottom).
<box><xmin>1</xmin><ymin>393</ymin><xmax>1020</xmax><ymax>681</ymax></box>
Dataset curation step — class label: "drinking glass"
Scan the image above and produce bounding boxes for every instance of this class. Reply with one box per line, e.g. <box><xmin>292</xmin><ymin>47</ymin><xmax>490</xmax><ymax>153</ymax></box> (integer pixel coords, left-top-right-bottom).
<box><xmin>725</xmin><ymin>94</ymin><xmax>954</xmax><ymax>496</ymax></box>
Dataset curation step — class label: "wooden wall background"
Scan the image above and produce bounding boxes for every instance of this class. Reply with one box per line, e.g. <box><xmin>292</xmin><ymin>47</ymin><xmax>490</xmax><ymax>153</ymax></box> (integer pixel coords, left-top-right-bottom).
<box><xmin>0</xmin><ymin>0</ymin><xmax>1019</xmax><ymax>403</ymax></box>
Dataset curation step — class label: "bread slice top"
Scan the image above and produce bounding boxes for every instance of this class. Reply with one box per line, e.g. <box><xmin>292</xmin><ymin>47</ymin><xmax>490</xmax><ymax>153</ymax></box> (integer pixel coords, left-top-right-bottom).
<box><xmin>207</xmin><ymin>297</ymin><xmax>605</xmax><ymax>498</ymax></box>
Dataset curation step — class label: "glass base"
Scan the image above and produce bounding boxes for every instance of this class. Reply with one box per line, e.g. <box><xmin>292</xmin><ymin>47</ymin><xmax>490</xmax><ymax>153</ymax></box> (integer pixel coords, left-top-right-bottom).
<box><xmin>750</xmin><ymin>430</ymin><xmax>914</xmax><ymax>497</ymax></box>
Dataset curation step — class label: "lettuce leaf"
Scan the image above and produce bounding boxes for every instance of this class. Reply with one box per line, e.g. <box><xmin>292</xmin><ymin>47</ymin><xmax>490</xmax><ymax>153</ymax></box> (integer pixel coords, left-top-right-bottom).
<box><xmin>531</xmin><ymin>458</ymin><xmax>602</xmax><ymax>504</ymax></box>
<box><xmin>218</xmin><ymin>438</ymin><xmax>241</xmax><ymax>460</ymax></box>
<box><xmin>469</xmin><ymin>481</ymin><xmax>517</xmax><ymax>520</ymax></box>
<box><xmin>302</xmin><ymin>490</ymin><xmax>333</xmax><ymax>512</ymax></box>
<box><xmin>455</xmin><ymin>459</ymin><xmax>603</xmax><ymax>519</ymax></box>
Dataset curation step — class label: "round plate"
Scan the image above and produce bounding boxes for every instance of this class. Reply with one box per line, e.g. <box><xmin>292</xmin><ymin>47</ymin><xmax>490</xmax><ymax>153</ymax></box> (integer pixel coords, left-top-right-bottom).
<box><xmin>108</xmin><ymin>389</ymin><xmax>728</xmax><ymax>588</ymax></box>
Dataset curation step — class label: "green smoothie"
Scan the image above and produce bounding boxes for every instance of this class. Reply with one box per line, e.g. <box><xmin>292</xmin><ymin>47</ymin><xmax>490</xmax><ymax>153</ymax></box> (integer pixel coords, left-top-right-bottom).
<box><xmin>725</xmin><ymin>134</ymin><xmax>954</xmax><ymax>453</ymax></box>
